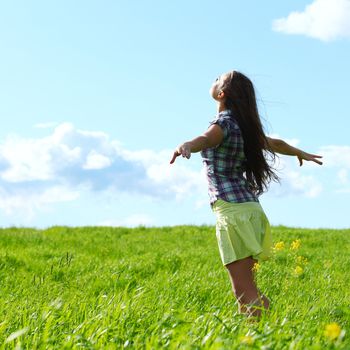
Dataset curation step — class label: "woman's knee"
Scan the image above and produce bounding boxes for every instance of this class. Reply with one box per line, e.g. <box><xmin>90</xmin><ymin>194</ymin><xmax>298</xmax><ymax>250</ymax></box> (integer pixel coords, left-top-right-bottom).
<box><xmin>225</xmin><ymin>255</ymin><xmax>255</xmax><ymax>272</ymax></box>
<box><xmin>225</xmin><ymin>257</ymin><xmax>256</xmax><ymax>283</ymax></box>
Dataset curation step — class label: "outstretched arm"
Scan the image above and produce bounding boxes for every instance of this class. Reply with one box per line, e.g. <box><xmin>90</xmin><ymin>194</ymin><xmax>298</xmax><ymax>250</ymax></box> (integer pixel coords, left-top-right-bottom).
<box><xmin>266</xmin><ymin>137</ymin><xmax>323</xmax><ymax>166</ymax></box>
<box><xmin>170</xmin><ymin>124</ymin><xmax>223</xmax><ymax>164</ymax></box>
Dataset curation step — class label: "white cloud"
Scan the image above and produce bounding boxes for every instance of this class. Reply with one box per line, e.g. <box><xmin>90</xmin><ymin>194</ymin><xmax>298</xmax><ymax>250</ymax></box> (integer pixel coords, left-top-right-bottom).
<box><xmin>268</xmin><ymin>154</ymin><xmax>323</xmax><ymax>198</ymax></box>
<box><xmin>0</xmin><ymin>123</ymin><xmax>206</xmax><ymax>217</ymax></box>
<box><xmin>317</xmin><ymin>145</ymin><xmax>350</xmax><ymax>168</ymax></box>
<box><xmin>1</xmin><ymin>123</ymin><xmax>347</xmax><ymax>221</ymax></box>
<box><xmin>268</xmin><ymin>142</ymin><xmax>350</xmax><ymax>196</ymax></box>
<box><xmin>0</xmin><ymin>185</ymin><xmax>81</xmax><ymax>219</ymax></box>
<box><xmin>119</xmin><ymin>148</ymin><xmax>207</xmax><ymax>200</ymax></box>
<box><xmin>83</xmin><ymin>150</ymin><xmax>112</xmax><ymax>170</ymax></box>
<box><xmin>272</xmin><ymin>0</ymin><xmax>350</xmax><ymax>41</ymax></box>
<box><xmin>316</xmin><ymin>145</ymin><xmax>350</xmax><ymax>193</ymax></box>
<box><xmin>264</xmin><ymin>134</ymin><xmax>323</xmax><ymax>197</ymax></box>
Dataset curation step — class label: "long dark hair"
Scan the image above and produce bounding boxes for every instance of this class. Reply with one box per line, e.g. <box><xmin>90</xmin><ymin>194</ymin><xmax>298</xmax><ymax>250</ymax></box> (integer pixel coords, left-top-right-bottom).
<box><xmin>221</xmin><ymin>70</ymin><xmax>280</xmax><ymax>195</ymax></box>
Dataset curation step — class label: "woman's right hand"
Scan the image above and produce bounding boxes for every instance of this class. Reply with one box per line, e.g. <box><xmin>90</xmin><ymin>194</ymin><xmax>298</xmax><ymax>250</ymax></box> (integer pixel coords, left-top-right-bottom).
<box><xmin>170</xmin><ymin>142</ymin><xmax>192</xmax><ymax>164</ymax></box>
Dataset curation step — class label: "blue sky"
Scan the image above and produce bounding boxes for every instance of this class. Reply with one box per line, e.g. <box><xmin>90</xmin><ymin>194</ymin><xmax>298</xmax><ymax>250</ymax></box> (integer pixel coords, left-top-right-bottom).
<box><xmin>0</xmin><ymin>0</ymin><xmax>349</xmax><ymax>229</ymax></box>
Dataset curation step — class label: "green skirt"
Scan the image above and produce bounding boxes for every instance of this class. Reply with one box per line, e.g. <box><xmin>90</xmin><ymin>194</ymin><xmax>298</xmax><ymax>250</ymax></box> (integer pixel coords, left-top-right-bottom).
<box><xmin>212</xmin><ymin>199</ymin><xmax>273</xmax><ymax>266</ymax></box>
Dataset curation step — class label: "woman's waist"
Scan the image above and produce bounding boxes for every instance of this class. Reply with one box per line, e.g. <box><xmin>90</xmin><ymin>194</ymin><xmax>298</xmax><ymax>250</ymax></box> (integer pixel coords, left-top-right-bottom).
<box><xmin>212</xmin><ymin>198</ymin><xmax>263</xmax><ymax>215</ymax></box>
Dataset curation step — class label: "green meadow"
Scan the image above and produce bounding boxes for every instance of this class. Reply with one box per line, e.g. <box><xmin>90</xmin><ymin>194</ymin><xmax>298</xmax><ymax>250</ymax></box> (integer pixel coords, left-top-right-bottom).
<box><xmin>0</xmin><ymin>225</ymin><xmax>349</xmax><ymax>349</ymax></box>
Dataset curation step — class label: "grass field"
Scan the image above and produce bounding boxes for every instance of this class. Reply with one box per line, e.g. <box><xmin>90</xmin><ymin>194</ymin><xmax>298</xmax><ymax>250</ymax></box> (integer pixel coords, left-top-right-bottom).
<box><xmin>0</xmin><ymin>225</ymin><xmax>349</xmax><ymax>349</ymax></box>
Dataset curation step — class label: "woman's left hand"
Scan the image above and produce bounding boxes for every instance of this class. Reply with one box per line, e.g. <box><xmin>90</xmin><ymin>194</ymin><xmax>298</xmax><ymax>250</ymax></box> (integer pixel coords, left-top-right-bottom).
<box><xmin>297</xmin><ymin>151</ymin><xmax>323</xmax><ymax>166</ymax></box>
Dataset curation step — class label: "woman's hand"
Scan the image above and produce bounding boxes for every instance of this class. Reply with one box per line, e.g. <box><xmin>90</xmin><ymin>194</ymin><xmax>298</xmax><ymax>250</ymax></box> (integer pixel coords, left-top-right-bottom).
<box><xmin>170</xmin><ymin>125</ymin><xmax>224</xmax><ymax>165</ymax></box>
<box><xmin>170</xmin><ymin>142</ymin><xmax>192</xmax><ymax>164</ymax></box>
<box><xmin>297</xmin><ymin>151</ymin><xmax>323</xmax><ymax>166</ymax></box>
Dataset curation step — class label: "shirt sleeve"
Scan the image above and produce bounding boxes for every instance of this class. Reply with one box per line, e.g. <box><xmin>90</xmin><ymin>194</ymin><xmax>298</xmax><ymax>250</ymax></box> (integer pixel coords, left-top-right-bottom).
<box><xmin>209</xmin><ymin>117</ymin><xmax>231</xmax><ymax>141</ymax></box>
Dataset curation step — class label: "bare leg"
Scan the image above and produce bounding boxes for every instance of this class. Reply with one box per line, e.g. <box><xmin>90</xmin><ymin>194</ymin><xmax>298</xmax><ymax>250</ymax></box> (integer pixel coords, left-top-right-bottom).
<box><xmin>225</xmin><ymin>256</ymin><xmax>269</xmax><ymax>318</ymax></box>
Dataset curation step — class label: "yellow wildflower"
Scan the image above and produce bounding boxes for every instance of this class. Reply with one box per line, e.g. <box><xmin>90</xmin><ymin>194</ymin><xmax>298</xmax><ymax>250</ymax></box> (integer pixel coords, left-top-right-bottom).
<box><xmin>273</xmin><ymin>241</ymin><xmax>285</xmax><ymax>251</ymax></box>
<box><xmin>240</xmin><ymin>335</ymin><xmax>254</xmax><ymax>345</ymax></box>
<box><xmin>324</xmin><ymin>322</ymin><xmax>341</xmax><ymax>340</ymax></box>
<box><xmin>252</xmin><ymin>262</ymin><xmax>260</xmax><ymax>272</ymax></box>
<box><xmin>294</xmin><ymin>265</ymin><xmax>303</xmax><ymax>276</ymax></box>
<box><xmin>291</xmin><ymin>239</ymin><xmax>301</xmax><ymax>250</ymax></box>
<box><xmin>296</xmin><ymin>256</ymin><xmax>308</xmax><ymax>265</ymax></box>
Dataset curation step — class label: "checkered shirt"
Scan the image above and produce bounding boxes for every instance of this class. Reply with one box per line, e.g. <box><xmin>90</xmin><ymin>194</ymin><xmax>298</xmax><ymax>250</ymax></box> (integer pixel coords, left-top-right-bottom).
<box><xmin>200</xmin><ymin>109</ymin><xmax>259</xmax><ymax>205</ymax></box>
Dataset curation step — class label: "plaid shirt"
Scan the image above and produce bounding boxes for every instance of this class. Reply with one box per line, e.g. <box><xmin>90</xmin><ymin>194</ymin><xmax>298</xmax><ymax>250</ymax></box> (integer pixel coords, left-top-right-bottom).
<box><xmin>200</xmin><ymin>109</ymin><xmax>259</xmax><ymax>205</ymax></box>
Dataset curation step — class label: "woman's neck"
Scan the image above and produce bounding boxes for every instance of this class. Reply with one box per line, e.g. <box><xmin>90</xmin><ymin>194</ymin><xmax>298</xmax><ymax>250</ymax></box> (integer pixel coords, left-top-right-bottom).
<box><xmin>217</xmin><ymin>101</ymin><xmax>227</xmax><ymax>113</ymax></box>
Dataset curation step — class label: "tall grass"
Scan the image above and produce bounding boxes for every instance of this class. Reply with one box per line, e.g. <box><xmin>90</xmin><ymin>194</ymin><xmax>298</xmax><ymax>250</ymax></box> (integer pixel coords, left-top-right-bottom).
<box><xmin>0</xmin><ymin>225</ymin><xmax>349</xmax><ymax>349</ymax></box>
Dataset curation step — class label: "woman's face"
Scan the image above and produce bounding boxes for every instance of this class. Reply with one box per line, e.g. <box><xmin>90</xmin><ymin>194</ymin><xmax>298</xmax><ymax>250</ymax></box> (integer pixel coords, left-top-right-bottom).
<box><xmin>209</xmin><ymin>72</ymin><xmax>232</xmax><ymax>101</ymax></box>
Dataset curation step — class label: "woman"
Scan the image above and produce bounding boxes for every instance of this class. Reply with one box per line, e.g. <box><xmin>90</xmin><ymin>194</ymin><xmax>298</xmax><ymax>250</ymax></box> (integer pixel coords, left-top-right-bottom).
<box><xmin>170</xmin><ymin>70</ymin><xmax>323</xmax><ymax>319</ymax></box>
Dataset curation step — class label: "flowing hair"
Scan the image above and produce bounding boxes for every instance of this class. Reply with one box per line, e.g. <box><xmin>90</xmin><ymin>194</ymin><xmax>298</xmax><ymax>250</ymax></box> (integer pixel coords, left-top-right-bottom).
<box><xmin>220</xmin><ymin>70</ymin><xmax>280</xmax><ymax>195</ymax></box>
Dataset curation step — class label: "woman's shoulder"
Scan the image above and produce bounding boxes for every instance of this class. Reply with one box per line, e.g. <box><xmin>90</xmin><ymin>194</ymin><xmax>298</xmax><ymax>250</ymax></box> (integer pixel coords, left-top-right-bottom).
<box><xmin>210</xmin><ymin>114</ymin><xmax>240</xmax><ymax>133</ymax></box>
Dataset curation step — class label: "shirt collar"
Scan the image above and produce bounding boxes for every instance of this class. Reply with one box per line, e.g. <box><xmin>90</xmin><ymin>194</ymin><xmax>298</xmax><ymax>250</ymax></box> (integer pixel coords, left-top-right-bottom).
<box><xmin>217</xmin><ymin>109</ymin><xmax>233</xmax><ymax>118</ymax></box>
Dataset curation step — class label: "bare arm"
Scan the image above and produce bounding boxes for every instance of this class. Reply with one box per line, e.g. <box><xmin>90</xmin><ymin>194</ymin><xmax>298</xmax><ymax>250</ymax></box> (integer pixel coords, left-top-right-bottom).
<box><xmin>266</xmin><ymin>137</ymin><xmax>323</xmax><ymax>166</ymax></box>
<box><xmin>170</xmin><ymin>124</ymin><xmax>223</xmax><ymax>164</ymax></box>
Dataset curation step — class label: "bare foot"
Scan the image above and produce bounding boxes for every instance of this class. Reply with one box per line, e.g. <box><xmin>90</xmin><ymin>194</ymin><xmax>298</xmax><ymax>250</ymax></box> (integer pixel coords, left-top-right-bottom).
<box><xmin>238</xmin><ymin>294</ymin><xmax>270</xmax><ymax>320</ymax></box>
<box><xmin>239</xmin><ymin>300</ymin><xmax>263</xmax><ymax>318</ymax></box>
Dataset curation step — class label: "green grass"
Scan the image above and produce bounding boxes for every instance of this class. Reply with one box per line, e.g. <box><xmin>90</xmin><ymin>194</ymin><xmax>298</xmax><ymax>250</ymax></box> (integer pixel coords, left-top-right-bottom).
<box><xmin>0</xmin><ymin>225</ymin><xmax>349</xmax><ymax>349</ymax></box>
